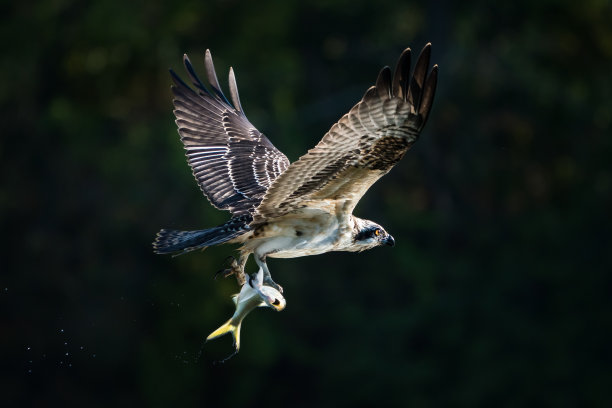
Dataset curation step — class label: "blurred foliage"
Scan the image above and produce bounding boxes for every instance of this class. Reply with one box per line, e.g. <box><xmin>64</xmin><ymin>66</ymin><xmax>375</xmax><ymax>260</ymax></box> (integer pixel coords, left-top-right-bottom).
<box><xmin>2</xmin><ymin>0</ymin><xmax>612</xmax><ymax>406</ymax></box>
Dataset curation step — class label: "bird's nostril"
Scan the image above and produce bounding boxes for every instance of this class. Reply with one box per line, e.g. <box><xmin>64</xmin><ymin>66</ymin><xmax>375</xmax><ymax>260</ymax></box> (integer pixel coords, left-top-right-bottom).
<box><xmin>272</xmin><ymin>299</ymin><xmax>280</xmax><ymax>306</ymax></box>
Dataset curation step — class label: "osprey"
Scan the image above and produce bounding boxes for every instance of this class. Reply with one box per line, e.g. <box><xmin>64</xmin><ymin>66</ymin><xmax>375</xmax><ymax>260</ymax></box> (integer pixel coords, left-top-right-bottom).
<box><xmin>154</xmin><ymin>45</ymin><xmax>438</xmax><ymax>291</ymax></box>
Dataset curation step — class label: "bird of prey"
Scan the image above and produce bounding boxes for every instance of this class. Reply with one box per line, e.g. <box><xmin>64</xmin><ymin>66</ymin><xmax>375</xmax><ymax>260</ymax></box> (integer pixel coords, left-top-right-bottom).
<box><xmin>154</xmin><ymin>44</ymin><xmax>438</xmax><ymax>291</ymax></box>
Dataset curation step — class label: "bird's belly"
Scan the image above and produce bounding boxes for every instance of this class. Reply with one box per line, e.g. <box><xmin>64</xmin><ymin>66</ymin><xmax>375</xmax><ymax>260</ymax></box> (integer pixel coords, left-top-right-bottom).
<box><xmin>247</xmin><ymin>218</ymin><xmax>350</xmax><ymax>259</ymax></box>
<box><xmin>268</xmin><ymin>244</ymin><xmax>336</xmax><ymax>259</ymax></box>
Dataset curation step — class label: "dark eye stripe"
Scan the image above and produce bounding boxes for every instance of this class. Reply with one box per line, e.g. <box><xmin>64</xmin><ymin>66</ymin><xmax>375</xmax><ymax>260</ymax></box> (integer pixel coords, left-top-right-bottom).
<box><xmin>355</xmin><ymin>227</ymin><xmax>379</xmax><ymax>241</ymax></box>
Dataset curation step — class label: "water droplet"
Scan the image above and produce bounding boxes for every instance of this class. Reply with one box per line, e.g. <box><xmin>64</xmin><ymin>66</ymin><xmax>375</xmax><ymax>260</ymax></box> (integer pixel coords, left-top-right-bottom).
<box><xmin>28</xmin><ymin>369</ymin><xmax>32</xmax><ymax>374</ymax></box>
<box><xmin>68</xmin><ymin>363</ymin><xmax>72</xmax><ymax>367</ymax></box>
<box><xmin>59</xmin><ymin>329</ymin><xmax>64</xmax><ymax>333</ymax></box>
<box><xmin>92</xmin><ymin>354</ymin><xmax>96</xmax><ymax>358</ymax></box>
<box><xmin>29</xmin><ymin>360</ymin><xmax>32</xmax><ymax>363</ymax></box>
<box><xmin>26</xmin><ymin>346</ymin><xmax>31</xmax><ymax>351</ymax></box>
<box><xmin>64</xmin><ymin>342</ymin><xmax>67</xmax><ymax>346</ymax></box>
<box><xmin>4</xmin><ymin>288</ymin><xmax>7</xmax><ymax>292</ymax></box>
<box><xmin>80</xmin><ymin>346</ymin><xmax>84</xmax><ymax>350</ymax></box>
<box><xmin>65</xmin><ymin>352</ymin><xmax>69</xmax><ymax>356</ymax></box>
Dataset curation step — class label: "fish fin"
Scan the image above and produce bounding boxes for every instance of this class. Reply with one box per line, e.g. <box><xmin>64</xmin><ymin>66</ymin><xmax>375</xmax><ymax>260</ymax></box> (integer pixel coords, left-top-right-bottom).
<box><xmin>253</xmin><ymin>267</ymin><xmax>264</xmax><ymax>286</ymax></box>
<box><xmin>206</xmin><ymin>319</ymin><xmax>242</xmax><ymax>351</ymax></box>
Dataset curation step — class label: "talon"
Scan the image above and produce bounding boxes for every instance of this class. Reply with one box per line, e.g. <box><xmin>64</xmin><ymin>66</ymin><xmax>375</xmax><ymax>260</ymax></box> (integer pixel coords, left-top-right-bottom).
<box><xmin>214</xmin><ymin>255</ymin><xmax>245</xmax><ymax>286</ymax></box>
<box><xmin>264</xmin><ymin>276</ymin><xmax>283</xmax><ymax>294</ymax></box>
<box><xmin>222</xmin><ymin>255</ymin><xmax>238</xmax><ymax>268</ymax></box>
<box><xmin>213</xmin><ymin>268</ymin><xmax>233</xmax><ymax>280</ymax></box>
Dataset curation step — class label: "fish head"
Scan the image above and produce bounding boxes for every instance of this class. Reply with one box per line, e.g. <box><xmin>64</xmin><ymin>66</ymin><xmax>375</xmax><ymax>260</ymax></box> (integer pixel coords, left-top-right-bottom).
<box><xmin>245</xmin><ymin>268</ymin><xmax>286</xmax><ymax>311</ymax></box>
<box><xmin>257</xmin><ymin>285</ymin><xmax>286</xmax><ymax>311</ymax></box>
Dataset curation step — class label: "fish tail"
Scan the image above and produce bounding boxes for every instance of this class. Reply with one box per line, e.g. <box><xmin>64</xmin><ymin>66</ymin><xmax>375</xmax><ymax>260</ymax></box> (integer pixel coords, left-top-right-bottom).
<box><xmin>206</xmin><ymin>319</ymin><xmax>242</xmax><ymax>351</ymax></box>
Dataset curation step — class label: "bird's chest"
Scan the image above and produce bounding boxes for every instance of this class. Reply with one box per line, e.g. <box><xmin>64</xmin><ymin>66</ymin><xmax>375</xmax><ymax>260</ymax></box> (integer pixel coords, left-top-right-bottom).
<box><xmin>249</xmin><ymin>216</ymin><xmax>352</xmax><ymax>259</ymax></box>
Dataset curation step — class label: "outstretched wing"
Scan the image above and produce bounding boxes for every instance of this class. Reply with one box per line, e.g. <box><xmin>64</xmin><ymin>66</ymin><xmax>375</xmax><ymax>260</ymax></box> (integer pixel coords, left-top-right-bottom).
<box><xmin>171</xmin><ymin>50</ymin><xmax>290</xmax><ymax>217</ymax></box>
<box><xmin>255</xmin><ymin>44</ymin><xmax>438</xmax><ymax>222</ymax></box>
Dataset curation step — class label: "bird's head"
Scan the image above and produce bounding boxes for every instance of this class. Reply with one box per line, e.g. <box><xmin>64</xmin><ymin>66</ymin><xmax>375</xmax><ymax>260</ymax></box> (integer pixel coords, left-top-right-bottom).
<box><xmin>352</xmin><ymin>218</ymin><xmax>395</xmax><ymax>251</ymax></box>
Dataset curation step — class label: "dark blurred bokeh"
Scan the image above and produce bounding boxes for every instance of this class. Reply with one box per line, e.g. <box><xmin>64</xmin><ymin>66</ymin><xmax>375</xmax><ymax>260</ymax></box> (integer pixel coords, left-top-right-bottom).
<box><xmin>2</xmin><ymin>0</ymin><xmax>611</xmax><ymax>406</ymax></box>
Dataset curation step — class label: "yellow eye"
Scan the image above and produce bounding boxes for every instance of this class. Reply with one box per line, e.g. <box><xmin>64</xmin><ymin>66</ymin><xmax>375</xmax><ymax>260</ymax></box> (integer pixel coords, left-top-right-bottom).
<box><xmin>374</xmin><ymin>229</ymin><xmax>380</xmax><ymax>236</ymax></box>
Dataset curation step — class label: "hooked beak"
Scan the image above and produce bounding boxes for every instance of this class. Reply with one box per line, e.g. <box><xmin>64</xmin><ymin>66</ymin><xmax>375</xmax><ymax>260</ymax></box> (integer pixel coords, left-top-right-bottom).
<box><xmin>384</xmin><ymin>235</ymin><xmax>395</xmax><ymax>247</ymax></box>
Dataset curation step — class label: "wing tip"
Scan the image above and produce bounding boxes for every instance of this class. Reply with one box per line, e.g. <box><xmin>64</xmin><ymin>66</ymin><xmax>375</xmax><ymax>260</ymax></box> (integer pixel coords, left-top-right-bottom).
<box><xmin>392</xmin><ymin>48</ymin><xmax>412</xmax><ymax>98</ymax></box>
<box><xmin>416</xmin><ymin>43</ymin><xmax>432</xmax><ymax>65</ymax></box>
<box><xmin>375</xmin><ymin>66</ymin><xmax>393</xmax><ymax>98</ymax></box>
<box><xmin>182</xmin><ymin>53</ymin><xmax>192</xmax><ymax>69</ymax></box>
<box><xmin>386</xmin><ymin>43</ymin><xmax>436</xmax><ymax>101</ymax></box>
<box><xmin>203</xmin><ymin>48</ymin><xmax>232</xmax><ymax>105</ymax></box>
<box><xmin>228</xmin><ymin>66</ymin><xmax>244</xmax><ymax>113</ymax></box>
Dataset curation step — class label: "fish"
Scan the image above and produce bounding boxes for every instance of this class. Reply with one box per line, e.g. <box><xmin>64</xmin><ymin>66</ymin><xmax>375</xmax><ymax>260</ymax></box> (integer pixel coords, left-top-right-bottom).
<box><xmin>206</xmin><ymin>267</ymin><xmax>286</xmax><ymax>361</ymax></box>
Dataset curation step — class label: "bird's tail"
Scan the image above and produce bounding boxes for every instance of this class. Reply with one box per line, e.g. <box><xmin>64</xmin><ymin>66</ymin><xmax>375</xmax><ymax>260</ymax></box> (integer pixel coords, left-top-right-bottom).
<box><xmin>206</xmin><ymin>319</ymin><xmax>242</xmax><ymax>351</ymax></box>
<box><xmin>153</xmin><ymin>217</ymin><xmax>250</xmax><ymax>255</ymax></box>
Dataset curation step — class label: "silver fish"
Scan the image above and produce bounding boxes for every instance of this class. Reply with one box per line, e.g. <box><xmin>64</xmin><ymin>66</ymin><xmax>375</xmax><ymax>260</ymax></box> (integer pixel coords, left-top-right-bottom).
<box><xmin>206</xmin><ymin>267</ymin><xmax>285</xmax><ymax>359</ymax></box>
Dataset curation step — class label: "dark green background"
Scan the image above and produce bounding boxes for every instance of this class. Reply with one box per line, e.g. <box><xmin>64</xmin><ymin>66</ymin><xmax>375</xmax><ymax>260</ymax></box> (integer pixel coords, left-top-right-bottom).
<box><xmin>2</xmin><ymin>0</ymin><xmax>611</xmax><ymax>406</ymax></box>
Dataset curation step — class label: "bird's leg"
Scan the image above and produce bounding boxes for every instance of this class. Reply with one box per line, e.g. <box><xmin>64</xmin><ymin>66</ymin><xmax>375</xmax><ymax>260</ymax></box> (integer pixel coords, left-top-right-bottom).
<box><xmin>255</xmin><ymin>255</ymin><xmax>283</xmax><ymax>293</ymax></box>
<box><xmin>235</xmin><ymin>254</ymin><xmax>248</xmax><ymax>286</ymax></box>
<box><xmin>215</xmin><ymin>254</ymin><xmax>248</xmax><ymax>286</ymax></box>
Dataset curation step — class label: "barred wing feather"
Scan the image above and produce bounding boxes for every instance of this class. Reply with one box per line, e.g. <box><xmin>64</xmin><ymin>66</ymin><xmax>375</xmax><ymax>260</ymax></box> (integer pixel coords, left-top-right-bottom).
<box><xmin>255</xmin><ymin>44</ymin><xmax>438</xmax><ymax>222</ymax></box>
<box><xmin>171</xmin><ymin>50</ymin><xmax>290</xmax><ymax>217</ymax></box>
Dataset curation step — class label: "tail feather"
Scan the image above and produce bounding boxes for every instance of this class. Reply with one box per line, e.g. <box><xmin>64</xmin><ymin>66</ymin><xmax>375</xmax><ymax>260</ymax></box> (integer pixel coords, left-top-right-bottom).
<box><xmin>206</xmin><ymin>319</ymin><xmax>242</xmax><ymax>351</ymax></box>
<box><xmin>153</xmin><ymin>216</ymin><xmax>251</xmax><ymax>255</ymax></box>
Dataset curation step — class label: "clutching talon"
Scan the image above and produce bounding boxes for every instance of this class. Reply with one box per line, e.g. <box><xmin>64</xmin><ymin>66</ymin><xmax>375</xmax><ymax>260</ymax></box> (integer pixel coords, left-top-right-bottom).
<box><xmin>213</xmin><ymin>268</ymin><xmax>233</xmax><ymax>281</ymax></box>
<box><xmin>223</xmin><ymin>255</ymin><xmax>236</xmax><ymax>264</ymax></box>
<box><xmin>214</xmin><ymin>255</ymin><xmax>245</xmax><ymax>286</ymax></box>
<box><xmin>264</xmin><ymin>276</ymin><xmax>283</xmax><ymax>294</ymax></box>
<box><xmin>214</xmin><ymin>256</ymin><xmax>235</xmax><ymax>280</ymax></box>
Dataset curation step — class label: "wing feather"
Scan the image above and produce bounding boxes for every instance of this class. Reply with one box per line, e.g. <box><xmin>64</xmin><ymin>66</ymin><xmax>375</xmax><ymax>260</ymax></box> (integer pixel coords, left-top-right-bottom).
<box><xmin>255</xmin><ymin>44</ymin><xmax>438</xmax><ymax>222</ymax></box>
<box><xmin>170</xmin><ymin>50</ymin><xmax>290</xmax><ymax>216</ymax></box>
<box><xmin>408</xmin><ymin>44</ymin><xmax>431</xmax><ymax>113</ymax></box>
<box><xmin>228</xmin><ymin>67</ymin><xmax>244</xmax><ymax>113</ymax></box>
<box><xmin>203</xmin><ymin>50</ymin><xmax>232</xmax><ymax>106</ymax></box>
<box><xmin>392</xmin><ymin>48</ymin><xmax>411</xmax><ymax>99</ymax></box>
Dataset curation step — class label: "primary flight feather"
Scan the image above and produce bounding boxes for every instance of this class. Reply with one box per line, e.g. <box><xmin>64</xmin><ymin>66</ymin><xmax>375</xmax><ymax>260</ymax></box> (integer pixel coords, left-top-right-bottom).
<box><xmin>154</xmin><ymin>45</ymin><xmax>438</xmax><ymax>291</ymax></box>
